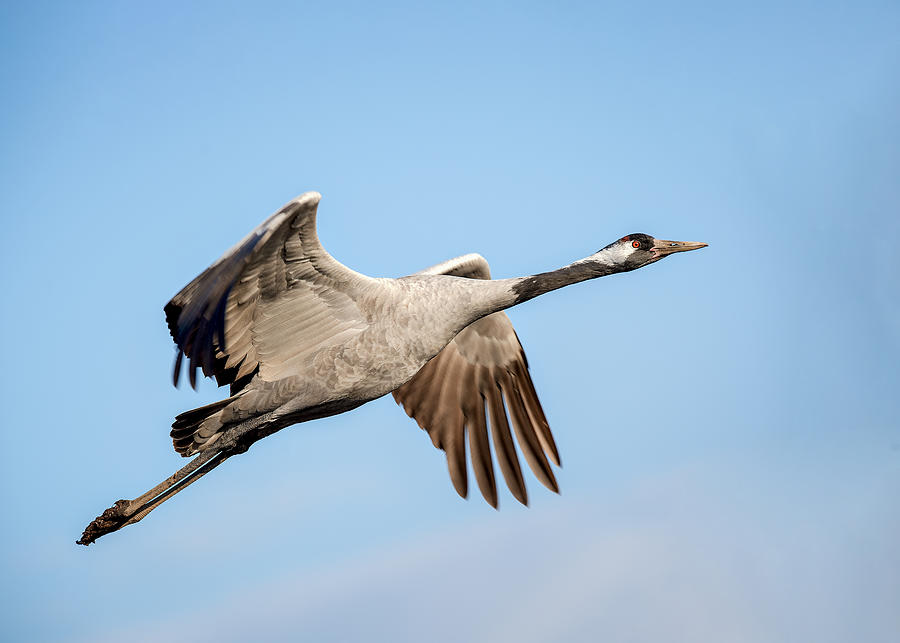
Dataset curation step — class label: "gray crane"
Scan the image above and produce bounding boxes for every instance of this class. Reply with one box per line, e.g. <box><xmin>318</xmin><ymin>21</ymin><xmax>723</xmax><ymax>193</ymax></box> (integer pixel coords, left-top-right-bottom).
<box><xmin>78</xmin><ymin>192</ymin><xmax>706</xmax><ymax>544</ymax></box>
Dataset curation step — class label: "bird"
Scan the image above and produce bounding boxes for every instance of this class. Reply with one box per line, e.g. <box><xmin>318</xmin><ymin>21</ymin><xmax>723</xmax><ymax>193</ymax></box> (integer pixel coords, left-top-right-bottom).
<box><xmin>165</xmin><ymin>191</ymin><xmax>706</xmax><ymax>509</ymax></box>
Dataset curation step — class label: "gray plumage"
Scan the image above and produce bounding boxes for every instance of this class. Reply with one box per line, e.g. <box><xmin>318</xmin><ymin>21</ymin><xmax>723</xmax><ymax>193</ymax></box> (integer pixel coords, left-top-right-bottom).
<box><xmin>165</xmin><ymin>192</ymin><xmax>706</xmax><ymax>507</ymax></box>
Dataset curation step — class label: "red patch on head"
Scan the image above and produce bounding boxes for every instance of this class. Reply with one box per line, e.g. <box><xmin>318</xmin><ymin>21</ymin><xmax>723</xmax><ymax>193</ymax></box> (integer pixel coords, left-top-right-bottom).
<box><xmin>621</xmin><ymin>235</ymin><xmax>631</xmax><ymax>242</ymax></box>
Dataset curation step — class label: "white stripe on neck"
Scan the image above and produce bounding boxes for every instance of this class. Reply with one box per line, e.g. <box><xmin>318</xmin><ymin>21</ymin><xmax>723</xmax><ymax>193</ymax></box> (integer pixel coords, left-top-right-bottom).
<box><xmin>574</xmin><ymin>243</ymin><xmax>636</xmax><ymax>267</ymax></box>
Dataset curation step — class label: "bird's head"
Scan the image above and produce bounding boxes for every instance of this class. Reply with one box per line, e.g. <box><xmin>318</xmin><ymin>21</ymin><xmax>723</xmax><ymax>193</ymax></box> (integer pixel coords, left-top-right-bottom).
<box><xmin>599</xmin><ymin>233</ymin><xmax>708</xmax><ymax>270</ymax></box>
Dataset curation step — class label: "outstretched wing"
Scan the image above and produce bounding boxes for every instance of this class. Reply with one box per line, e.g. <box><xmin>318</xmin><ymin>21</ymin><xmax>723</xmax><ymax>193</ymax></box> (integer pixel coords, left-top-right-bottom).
<box><xmin>164</xmin><ymin>192</ymin><xmax>374</xmax><ymax>392</ymax></box>
<box><xmin>392</xmin><ymin>254</ymin><xmax>561</xmax><ymax>508</ymax></box>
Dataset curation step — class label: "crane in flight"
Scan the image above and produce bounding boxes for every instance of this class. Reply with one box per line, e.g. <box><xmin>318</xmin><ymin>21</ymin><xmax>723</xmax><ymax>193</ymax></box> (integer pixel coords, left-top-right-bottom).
<box><xmin>79</xmin><ymin>192</ymin><xmax>706</xmax><ymax>544</ymax></box>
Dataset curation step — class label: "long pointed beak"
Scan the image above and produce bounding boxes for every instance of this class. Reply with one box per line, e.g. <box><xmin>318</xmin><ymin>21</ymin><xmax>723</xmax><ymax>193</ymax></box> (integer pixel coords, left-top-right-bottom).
<box><xmin>652</xmin><ymin>239</ymin><xmax>708</xmax><ymax>257</ymax></box>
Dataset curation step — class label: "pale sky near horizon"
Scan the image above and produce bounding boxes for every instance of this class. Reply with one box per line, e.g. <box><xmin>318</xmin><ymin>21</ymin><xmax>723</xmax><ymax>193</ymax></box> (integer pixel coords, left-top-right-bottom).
<box><xmin>2</xmin><ymin>2</ymin><xmax>898</xmax><ymax>641</ymax></box>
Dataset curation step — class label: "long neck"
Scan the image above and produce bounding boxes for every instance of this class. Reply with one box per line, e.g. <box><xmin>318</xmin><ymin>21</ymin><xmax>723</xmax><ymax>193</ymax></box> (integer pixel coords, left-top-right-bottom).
<box><xmin>509</xmin><ymin>246</ymin><xmax>635</xmax><ymax>306</ymax></box>
<box><xmin>468</xmin><ymin>246</ymin><xmax>636</xmax><ymax>322</ymax></box>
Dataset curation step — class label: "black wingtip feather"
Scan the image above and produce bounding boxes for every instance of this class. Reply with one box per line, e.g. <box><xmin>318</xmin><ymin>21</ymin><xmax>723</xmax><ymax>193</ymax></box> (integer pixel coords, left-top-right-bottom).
<box><xmin>212</xmin><ymin>284</ymin><xmax>232</xmax><ymax>353</ymax></box>
<box><xmin>173</xmin><ymin>350</ymin><xmax>183</xmax><ymax>388</ymax></box>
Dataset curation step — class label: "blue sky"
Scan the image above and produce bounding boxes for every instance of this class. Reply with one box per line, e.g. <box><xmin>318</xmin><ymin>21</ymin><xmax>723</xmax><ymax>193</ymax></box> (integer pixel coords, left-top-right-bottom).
<box><xmin>1</xmin><ymin>2</ymin><xmax>898</xmax><ymax>641</ymax></box>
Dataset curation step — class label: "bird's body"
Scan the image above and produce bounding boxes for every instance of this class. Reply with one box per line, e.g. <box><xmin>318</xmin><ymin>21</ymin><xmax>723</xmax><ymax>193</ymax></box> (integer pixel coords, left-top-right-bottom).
<box><xmin>77</xmin><ymin>190</ymin><xmax>706</xmax><ymax>545</ymax></box>
<box><xmin>161</xmin><ymin>191</ymin><xmax>706</xmax><ymax>508</ymax></box>
<box><xmin>174</xmin><ymin>273</ymin><xmax>510</xmax><ymax>441</ymax></box>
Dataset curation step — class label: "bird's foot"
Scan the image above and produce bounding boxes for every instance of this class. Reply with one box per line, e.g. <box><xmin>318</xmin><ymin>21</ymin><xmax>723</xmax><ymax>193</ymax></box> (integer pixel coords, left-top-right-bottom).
<box><xmin>76</xmin><ymin>499</ymin><xmax>133</xmax><ymax>546</ymax></box>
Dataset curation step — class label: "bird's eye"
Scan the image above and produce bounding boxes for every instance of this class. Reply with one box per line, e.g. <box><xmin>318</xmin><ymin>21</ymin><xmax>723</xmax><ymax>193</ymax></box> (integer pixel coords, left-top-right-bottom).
<box><xmin>632</xmin><ymin>240</ymin><xmax>641</xmax><ymax>249</ymax></box>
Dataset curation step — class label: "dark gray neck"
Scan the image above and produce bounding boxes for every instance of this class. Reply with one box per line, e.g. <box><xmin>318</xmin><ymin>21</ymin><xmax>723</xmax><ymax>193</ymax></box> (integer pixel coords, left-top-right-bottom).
<box><xmin>463</xmin><ymin>246</ymin><xmax>643</xmax><ymax>324</ymax></box>
<box><xmin>511</xmin><ymin>255</ymin><xmax>633</xmax><ymax>305</ymax></box>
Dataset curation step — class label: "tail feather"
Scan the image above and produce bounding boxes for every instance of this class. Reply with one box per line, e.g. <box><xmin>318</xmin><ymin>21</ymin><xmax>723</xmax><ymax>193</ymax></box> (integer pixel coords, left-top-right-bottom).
<box><xmin>171</xmin><ymin>396</ymin><xmax>237</xmax><ymax>456</ymax></box>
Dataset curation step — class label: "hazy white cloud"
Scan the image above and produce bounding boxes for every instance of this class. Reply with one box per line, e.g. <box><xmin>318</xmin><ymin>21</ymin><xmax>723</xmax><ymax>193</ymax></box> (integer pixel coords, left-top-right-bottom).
<box><xmin>88</xmin><ymin>469</ymin><xmax>900</xmax><ymax>643</ymax></box>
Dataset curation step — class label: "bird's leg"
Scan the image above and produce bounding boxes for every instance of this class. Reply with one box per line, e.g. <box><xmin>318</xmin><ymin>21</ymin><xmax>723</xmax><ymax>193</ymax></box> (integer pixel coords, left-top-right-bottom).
<box><xmin>77</xmin><ymin>412</ymin><xmax>276</xmax><ymax>546</ymax></box>
<box><xmin>121</xmin><ymin>451</ymin><xmax>233</xmax><ymax>528</ymax></box>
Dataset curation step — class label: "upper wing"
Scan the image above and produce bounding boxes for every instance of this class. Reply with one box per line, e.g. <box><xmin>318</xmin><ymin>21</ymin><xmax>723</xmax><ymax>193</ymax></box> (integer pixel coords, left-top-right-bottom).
<box><xmin>392</xmin><ymin>254</ymin><xmax>561</xmax><ymax>508</ymax></box>
<box><xmin>165</xmin><ymin>192</ymin><xmax>373</xmax><ymax>391</ymax></box>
